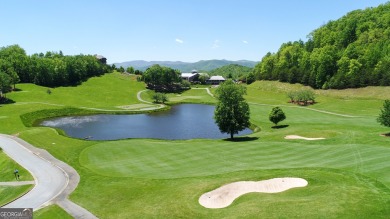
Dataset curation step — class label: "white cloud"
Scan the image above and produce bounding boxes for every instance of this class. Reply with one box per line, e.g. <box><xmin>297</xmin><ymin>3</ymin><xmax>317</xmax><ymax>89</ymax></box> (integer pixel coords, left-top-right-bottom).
<box><xmin>212</xmin><ymin>39</ymin><xmax>220</xmax><ymax>49</ymax></box>
<box><xmin>243</xmin><ymin>40</ymin><xmax>249</xmax><ymax>44</ymax></box>
<box><xmin>175</xmin><ymin>38</ymin><xmax>184</xmax><ymax>44</ymax></box>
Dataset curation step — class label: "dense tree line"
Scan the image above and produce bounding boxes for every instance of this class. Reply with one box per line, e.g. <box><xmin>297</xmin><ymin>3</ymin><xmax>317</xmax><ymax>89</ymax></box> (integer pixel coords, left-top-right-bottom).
<box><xmin>254</xmin><ymin>2</ymin><xmax>390</xmax><ymax>89</ymax></box>
<box><xmin>0</xmin><ymin>45</ymin><xmax>111</xmax><ymax>91</ymax></box>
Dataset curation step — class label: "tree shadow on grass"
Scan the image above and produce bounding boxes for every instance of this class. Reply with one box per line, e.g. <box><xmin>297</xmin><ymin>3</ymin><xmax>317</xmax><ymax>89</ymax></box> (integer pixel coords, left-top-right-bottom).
<box><xmin>272</xmin><ymin>125</ymin><xmax>289</xmax><ymax>129</ymax></box>
<box><xmin>0</xmin><ymin>98</ymin><xmax>15</xmax><ymax>105</ymax></box>
<box><xmin>380</xmin><ymin>132</ymin><xmax>390</xmax><ymax>137</ymax></box>
<box><xmin>224</xmin><ymin>136</ymin><xmax>259</xmax><ymax>142</ymax></box>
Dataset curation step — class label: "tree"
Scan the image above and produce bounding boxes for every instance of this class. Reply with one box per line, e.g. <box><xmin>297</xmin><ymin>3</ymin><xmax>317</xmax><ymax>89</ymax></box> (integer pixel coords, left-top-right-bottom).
<box><xmin>7</xmin><ymin>68</ymin><xmax>20</xmax><ymax>90</ymax></box>
<box><xmin>118</xmin><ymin>66</ymin><xmax>125</xmax><ymax>73</ymax></box>
<box><xmin>214</xmin><ymin>80</ymin><xmax>250</xmax><ymax>139</ymax></box>
<box><xmin>0</xmin><ymin>71</ymin><xmax>12</xmax><ymax>99</ymax></box>
<box><xmin>269</xmin><ymin>107</ymin><xmax>286</xmax><ymax>126</ymax></box>
<box><xmin>198</xmin><ymin>74</ymin><xmax>209</xmax><ymax>85</ymax></box>
<box><xmin>143</xmin><ymin>64</ymin><xmax>182</xmax><ymax>91</ymax></box>
<box><xmin>126</xmin><ymin>66</ymin><xmax>135</xmax><ymax>74</ymax></box>
<box><xmin>377</xmin><ymin>100</ymin><xmax>390</xmax><ymax>128</ymax></box>
<box><xmin>246</xmin><ymin>72</ymin><xmax>256</xmax><ymax>84</ymax></box>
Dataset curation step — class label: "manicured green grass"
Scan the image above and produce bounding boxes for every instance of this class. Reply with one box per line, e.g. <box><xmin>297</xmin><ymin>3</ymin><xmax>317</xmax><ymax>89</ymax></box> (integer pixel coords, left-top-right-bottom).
<box><xmin>141</xmin><ymin>88</ymin><xmax>216</xmax><ymax>104</ymax></box>
<box><xmin>0</xmin><ymin>151</ymin><xmax>33</xmax><ymax>181</ymax></box>
<box><xmin>79</xmin><ymin>131</ymin><xmax>390</xmax><ymax>181</ymax></box>
<box><xmin>1</xmin><ymin>74</ymin><xmax>390</xmax><ymax>218</ymax></box>
<box><xmin>34</xmin><ymin>204</ymin><xmax>73</xmax><ymax>219</ymax></box>
<box><xmin>71</xmin><ymin>169</ymin><xmax>390</xmax><ymax>218</ymax></box>
<box><xmin>9</xmin><ymin>73</ymin><xmax>145</xmax><ymax>110</ymax></box>
<box><xmin>0</xmin><ymin>185</ymin><xmax>33</xmax><ymax>206</ymax></box>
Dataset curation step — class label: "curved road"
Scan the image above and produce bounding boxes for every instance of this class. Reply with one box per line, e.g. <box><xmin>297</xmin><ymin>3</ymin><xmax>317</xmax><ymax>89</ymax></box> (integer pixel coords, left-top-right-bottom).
<box><xmin>0</xmin><ymin>134</ymin><xmax>97</xmax><ymax>218</ymax></box>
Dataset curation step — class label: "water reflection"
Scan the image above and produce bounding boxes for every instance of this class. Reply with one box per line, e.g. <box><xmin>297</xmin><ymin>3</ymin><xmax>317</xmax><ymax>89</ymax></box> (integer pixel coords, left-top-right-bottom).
<box><xmin>41</xmin><ymin>104</ymin><xmax>252</xmax><ymax>140</ymax></box>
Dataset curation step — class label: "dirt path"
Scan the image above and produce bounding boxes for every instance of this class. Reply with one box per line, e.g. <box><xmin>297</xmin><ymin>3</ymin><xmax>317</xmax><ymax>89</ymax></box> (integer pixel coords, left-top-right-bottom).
<box><xmin>0</xmin><ymin>134</ymin><xmax>98</xmax><ymax>218</ymax></box>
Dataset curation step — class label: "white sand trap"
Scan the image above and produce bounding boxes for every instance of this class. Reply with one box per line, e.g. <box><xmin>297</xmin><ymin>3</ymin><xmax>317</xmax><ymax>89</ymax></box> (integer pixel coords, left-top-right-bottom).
<box><xmin>284</xmin><ymin>135</ymin><xmax>325</xmax><ymax>140</ymax></box>
<box><xmin>199</xmin><ymin>177</ymin><xmax>308</xmax><ymax>208</ymax></box>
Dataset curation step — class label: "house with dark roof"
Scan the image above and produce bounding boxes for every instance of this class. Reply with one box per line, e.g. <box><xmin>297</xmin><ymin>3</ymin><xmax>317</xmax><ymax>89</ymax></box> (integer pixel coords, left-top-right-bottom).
<box><xmin>95</xmin><ymin>55</ymin><xmax>107</xmax><ymax>64</ymax></box>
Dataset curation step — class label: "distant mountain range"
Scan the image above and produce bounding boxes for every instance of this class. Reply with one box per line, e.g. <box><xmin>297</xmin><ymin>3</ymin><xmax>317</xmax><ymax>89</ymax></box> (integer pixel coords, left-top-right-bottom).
<box><xmin>113</xmin><ymin>59</ymin><xmax>258</xmax><ymax>72</ymax></box>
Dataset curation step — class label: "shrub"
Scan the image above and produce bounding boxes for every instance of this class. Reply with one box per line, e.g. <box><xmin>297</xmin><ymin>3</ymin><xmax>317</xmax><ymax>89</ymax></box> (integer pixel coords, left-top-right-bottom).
<box><xmin>269</xmin><ymin>107</ymin><xmax>286</xmax><ymax>126</ymax></box>
<box><xmin>152</xmin><ymin>92</ymin><xmax>168</xmax><ymax>104</ymax></box>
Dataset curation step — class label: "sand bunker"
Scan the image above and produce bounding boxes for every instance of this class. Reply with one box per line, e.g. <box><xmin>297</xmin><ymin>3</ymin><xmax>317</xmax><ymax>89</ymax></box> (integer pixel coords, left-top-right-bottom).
<box><xmin>284</xmin><ymin>135</ymin><xmax>325</xmax><ymax>140</ymax></box>
<box><xmin>199</xmin><ymin>177</ymin><xmax>308</xmax><ymax>208</ymax></box>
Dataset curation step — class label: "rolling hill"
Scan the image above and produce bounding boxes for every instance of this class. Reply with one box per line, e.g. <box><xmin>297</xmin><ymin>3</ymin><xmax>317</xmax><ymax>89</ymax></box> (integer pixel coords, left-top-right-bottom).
<box><xmin>208</xmin><ymin>64</ymin><xmax>253</xmax><ymax>79</ymax></box>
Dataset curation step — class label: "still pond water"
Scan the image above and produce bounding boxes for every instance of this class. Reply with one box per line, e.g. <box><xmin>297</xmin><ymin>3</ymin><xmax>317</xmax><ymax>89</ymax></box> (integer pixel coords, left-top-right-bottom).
<box><xmin>40</xmin><ymin>104</ymin><xmax>252</xmax><ymax>140</ymax></box>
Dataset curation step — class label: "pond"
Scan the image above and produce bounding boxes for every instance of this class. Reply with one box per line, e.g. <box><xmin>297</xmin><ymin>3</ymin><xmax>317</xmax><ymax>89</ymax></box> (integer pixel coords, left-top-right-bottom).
<box><xmin>40</xmin><ymin>104</ymin><xmax>253</xmax><ymax>140</ymax></box>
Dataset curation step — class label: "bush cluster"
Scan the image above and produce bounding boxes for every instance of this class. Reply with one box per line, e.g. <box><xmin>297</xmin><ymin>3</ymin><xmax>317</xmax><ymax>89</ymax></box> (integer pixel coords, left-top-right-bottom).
<box><xmin>152</xmin><ymin>92</ymin><xmax>168</xmax><ymax>104</ymax></box>
<box><xmin>287</xmin><ymin>90</ymin><xmax>316</xmax><ymax>105</ymax></box>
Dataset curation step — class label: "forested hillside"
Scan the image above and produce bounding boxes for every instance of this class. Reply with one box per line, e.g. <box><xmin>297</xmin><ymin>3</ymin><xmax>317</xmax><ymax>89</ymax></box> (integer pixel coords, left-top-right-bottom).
<box><xmin>0</xmin><ymin>45</ymin><xmax>110</xmax><ymax>93</ymax></box>
<box><xmin>207</xmin><ymin>64</ymin><xmax>253</xmax><ymax>79</ymax></box>
<box><xmin>254</xmin><ymin>2</ymin><xmax>390</xmax><ymax>89</ymax></box>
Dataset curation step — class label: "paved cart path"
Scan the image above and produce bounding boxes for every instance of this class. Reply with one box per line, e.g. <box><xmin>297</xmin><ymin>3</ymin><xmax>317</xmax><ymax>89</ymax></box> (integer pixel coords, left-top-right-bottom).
<box><xmin>0</xmin><ymin>134</ymin><xmax>97</xmax><ymax>218</ymax></box>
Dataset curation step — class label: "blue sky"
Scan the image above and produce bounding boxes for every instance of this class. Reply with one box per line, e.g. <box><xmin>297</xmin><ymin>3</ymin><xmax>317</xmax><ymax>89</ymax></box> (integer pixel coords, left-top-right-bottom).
<box><xmin>0</xmin><ymin>0</ymin><xmax>387</xmax><ymax>63</ymax></box>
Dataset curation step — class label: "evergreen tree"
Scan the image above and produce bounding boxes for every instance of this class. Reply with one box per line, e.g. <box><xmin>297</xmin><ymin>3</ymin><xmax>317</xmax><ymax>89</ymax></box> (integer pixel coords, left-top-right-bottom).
<box><xmin>269</xmin><ymin>107</ymin><xmax>286</xmax><ymax>126</ymax></box>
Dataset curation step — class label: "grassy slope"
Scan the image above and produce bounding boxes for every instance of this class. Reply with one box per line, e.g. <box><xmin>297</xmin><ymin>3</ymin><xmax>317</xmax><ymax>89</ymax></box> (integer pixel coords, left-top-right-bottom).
<box><xmin>0</xmin><ymin>151</ymin><xmax>33</xmax><ymax>181</ymax></box>
<box><xmin>1</xmin><ymin>74</ymin><xmax>390</xmax><ymax>218</ymax></box>
<box><xmin>34</xmin><ymin>204</ymin><xmax>73</xmax><ymax>219</ymax></box>
<box><xmin>9</xmin><ymin>72</ymin><xmax>145</xmax><ymax>110</ymax></box>
<box><xmin>0</xmin><ymin>185</ymin><xmax>34</xmax><ymax>206</ymax></box>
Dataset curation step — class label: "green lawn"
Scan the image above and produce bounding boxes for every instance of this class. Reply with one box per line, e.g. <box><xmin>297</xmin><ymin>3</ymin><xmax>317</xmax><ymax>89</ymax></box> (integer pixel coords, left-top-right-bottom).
<box><xmin>141</xmin><ymin>87</ymin><xmax>216</xmax><ymax>104</ymax></box>
<box><xmin>0</xmin><ymin>151</ymin><xmax>33</xmax><ymax>181</ymax></box>
<box><xmin>0</xmin><ymin>185</ymin><xmax>34</xmax><ymax>206</ymax></box>
<box><xmin>9</xmin><ymin>73</ymin><xmax>145</xmax><ymax>110</ymax></box>
<box><xmin>1</xmin><ymin>73</ymin><xmax>390</xmax><ymax>218</ymax></box>
<box><xmin>34</xmin><ymin>204</ymin><xmax>73</xmax><ymax>219</ymax></box>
